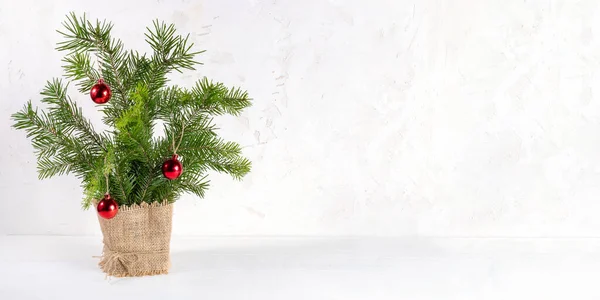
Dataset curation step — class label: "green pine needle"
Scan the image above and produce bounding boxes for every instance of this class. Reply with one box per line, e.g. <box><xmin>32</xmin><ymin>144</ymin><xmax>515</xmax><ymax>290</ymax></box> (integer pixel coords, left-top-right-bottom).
<box><xmin>13</xmin><ymin>12</ymin><xmax>252</xmax><ymax>209</ymax></box>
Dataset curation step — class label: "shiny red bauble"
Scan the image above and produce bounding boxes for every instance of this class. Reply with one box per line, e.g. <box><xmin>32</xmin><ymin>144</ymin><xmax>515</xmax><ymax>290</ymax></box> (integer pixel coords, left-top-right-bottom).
<box><xmin>90</xmin><ymin>79</ymin><xmax>112</xmax><ymax>104</ymax></box>
<box><xmin>97</xmin><ymin>194</ymin><xmax>119</xmax><ymax>219</ymax></box>
<box><xmin>162</xmin><ymin>154</ymin><xmax>183</xmax><ymax>180</ymax></box>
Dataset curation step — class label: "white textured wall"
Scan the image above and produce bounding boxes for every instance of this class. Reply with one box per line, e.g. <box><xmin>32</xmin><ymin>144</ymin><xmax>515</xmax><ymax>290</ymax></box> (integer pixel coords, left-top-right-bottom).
<box><xmin>1</xmin><ymin>0</ymin><xmax>600</xmax><ymax>237</ymax></box>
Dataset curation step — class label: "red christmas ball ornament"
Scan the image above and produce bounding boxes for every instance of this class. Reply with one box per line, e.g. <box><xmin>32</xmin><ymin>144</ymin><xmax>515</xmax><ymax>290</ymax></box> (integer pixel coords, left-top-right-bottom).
<box><xmin>97</xmin><ymin>193</ymin><xmax>119</xmax><ymax>219</ymax></box>
<box><xmin>162</xmin><ymin>154</ymin><xmax>183</xmax><ymax>180</ymax></box>
<box><xmin>90</xmin><ymin>79</ymin><xmax>112</xmax><ymax>104</ymax></box>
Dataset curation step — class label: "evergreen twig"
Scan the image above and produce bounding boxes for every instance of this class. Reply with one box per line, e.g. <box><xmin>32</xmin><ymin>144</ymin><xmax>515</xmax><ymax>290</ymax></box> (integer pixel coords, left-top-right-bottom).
<box><xmin>13</xmin><ymin>13</ymin><xmax>252</xmax><ymax>208</ymax></box>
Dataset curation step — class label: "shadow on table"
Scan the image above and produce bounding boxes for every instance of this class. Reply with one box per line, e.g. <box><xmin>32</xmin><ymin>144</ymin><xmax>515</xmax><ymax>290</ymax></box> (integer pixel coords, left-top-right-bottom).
<box><xmin>170</xmin><ymin>237</ymin><xmax>448</xmax><ymax>273</ymax></box>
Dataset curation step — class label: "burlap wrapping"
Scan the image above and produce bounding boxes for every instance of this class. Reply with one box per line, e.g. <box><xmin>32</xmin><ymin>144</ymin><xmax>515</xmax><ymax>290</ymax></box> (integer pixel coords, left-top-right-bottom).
<box><xmin>97</xmin><ymin>201</ymin><xmax>173</xmax><ymax>277</ymax></box>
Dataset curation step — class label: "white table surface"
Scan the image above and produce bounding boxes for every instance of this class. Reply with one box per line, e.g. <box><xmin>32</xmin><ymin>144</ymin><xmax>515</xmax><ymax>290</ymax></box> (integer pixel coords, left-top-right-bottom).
<box><xmin>1</xmin><ymin>235</ymin><xmax>600</xmax><ymax>300</ymax></box>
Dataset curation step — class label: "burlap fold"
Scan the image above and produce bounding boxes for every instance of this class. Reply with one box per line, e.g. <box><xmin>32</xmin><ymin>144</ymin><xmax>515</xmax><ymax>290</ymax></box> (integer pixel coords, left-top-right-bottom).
<box><xmin>97</xmin><ymin>201</ymin><xmax>173</xmax><ymax>277</ymax></box>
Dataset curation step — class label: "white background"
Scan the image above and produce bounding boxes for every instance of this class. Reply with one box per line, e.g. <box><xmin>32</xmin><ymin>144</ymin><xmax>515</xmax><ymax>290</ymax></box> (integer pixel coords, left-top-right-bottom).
<box><xmin>2</xmin><ymin>0</ymin><xmax>600</xmax><ymax>238</ymax></box>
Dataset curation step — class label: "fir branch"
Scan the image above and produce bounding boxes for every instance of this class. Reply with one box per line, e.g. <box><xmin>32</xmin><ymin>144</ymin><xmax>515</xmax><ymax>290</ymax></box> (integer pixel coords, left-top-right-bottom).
<box><xmin>122</xmin><ymin>131</ymin><xmax>151</xmax><ymax>162</ymax></box>
<box><xmin>145</xmin><ymin>20</ymin><xmax>203</xmax><ymax>74</ymax></box>
<box><xmin>57</xmin><ymin>12</ymin><xmax>131</xmax><ymax>127</ymax></box>
<box><xmin>12</xmin><ymin>102</ymin><xmax>97</xmax><ymax>179</ymax></box>
<box><xmin>121</xmin><ymin>130</ymin><xmax>154</xmax><ymax>204</ymax></box>
<box><xmin>57</xmin><ymin>13</ymin><xmax>128</xmax><ymax>97</ymax></box>
<box><xmin>110</xmin><ymin>160</ymin><xmax>132</xmax><ymax>205</ymax></box>
<box><xmin>61</xmin><ymin>51</ymin><xmax>100</xmax><ymax>93</ymax></box>
<box><xmin>189</xmin><ymin>78</ymin><xmax>252</xmax><ymax>116</ymax></box>
<box><xmin>93</xmin><ymin>34</ymin><xmax>127</xmax><ymax>100</ymax></box>
<box><xmin>178</xmin><ymin>174</ymin><xmax>209</xmax><ymax>198</ymax></box>
<box><xmin>136</xmin><ymin>166</ymin><xmax>158</xmax><ymax>204</ymax></box>
<box><xmin>14</xmin><ymin>13</ymin><xmax>253</xmax><ymax>208</ymax></box>
<box><xmin>41</xmin><ymin>79</ymin><xmax>108</xmax><ymax>153</ymax></box>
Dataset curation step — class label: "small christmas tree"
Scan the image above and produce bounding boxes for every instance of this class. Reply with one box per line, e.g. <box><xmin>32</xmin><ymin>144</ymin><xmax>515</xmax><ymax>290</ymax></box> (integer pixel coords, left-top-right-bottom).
<box><xmin>12</xmin><ymin>13</ymin><xmax>252</xmax><ymax>210</ymax></box>
<box><xmin>11</xmin><ymin>13</ymin><xmax>252</xmax><ymax>277</ymax></box>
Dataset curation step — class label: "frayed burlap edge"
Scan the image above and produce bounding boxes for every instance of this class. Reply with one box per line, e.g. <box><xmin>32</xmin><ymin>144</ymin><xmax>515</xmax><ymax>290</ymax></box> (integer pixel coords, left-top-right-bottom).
<box><xmin>97</xmin><ymin>201</ymin><xmax>173</xmax><ymax>278</ymax></box>
<box><xmin>116</xmin><ymin>201</ymin><xmax>172</xmax><ymax>212</ymax></box>
<box><xmin>97</xmin><ymin>250</ymin><xmax>172</xmax><ymax>278</ymax></box>
<box><xmin>97</xmin><ymin>254</ymin><xmax>171</xmax><ymax>278</ymax></box>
